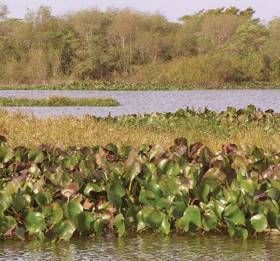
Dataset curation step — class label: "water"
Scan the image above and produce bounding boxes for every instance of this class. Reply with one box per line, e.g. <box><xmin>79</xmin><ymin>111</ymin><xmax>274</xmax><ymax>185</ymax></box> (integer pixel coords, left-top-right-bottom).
<box><xmin>0</xmin><ymin>89</ymin><xmax>279</xmax><ymax>117</ymax></box>
<box><xmin>0</xmin><ymin>234</ymin><xmax>279</xmax><ymax>261</ymax></box>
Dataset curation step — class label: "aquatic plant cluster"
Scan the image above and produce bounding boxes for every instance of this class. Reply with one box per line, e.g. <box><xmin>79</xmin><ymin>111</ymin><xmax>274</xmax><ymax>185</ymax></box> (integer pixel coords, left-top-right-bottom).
<box><xmin>0</xmin><ymin>96</ymin><xmax>120</xmax><ymax>107</ymax></box>
<box><xmin>0</xmin><ymin>135</ymin><xmax>279</xmax><ymax>241</ymax></box>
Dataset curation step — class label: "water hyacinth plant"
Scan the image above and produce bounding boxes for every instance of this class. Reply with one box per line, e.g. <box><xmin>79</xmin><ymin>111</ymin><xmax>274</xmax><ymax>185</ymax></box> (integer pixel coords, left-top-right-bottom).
<box><xmin>0</xmin><ymin>96</ymin><xmax>120</xmax><ymax>107</ymax></box>
<box><xmin>0</xmin><ymin>136</ymin><xmax>279</xmax><ymax>241</ymax></box>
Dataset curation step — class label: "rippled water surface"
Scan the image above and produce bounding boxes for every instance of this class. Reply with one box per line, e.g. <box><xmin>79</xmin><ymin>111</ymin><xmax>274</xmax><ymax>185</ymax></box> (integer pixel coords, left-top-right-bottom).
<box><xmin>0</xmin><ymin>235</ymin><xmax>279</xmax><ymax>261</ymax></box>
<box><xmin>0</xmin><ymin>89</ymin><xmax>279</xmax><ymax>117</ymax></box>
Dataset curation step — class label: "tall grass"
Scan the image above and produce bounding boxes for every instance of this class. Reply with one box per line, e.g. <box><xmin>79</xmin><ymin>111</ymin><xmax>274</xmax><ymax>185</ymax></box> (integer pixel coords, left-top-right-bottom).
<box><xmin>0</xmin><ymin>108</ymin><xmax>278</xmax><ymax>152</ymax></box>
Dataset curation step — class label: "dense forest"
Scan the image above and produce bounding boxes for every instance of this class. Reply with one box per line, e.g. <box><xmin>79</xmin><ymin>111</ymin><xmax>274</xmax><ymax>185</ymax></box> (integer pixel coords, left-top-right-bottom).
<box><xmin>0</xmin><ymin>4</ymin><xmax>280</xmax><ymax>87</ymax></box>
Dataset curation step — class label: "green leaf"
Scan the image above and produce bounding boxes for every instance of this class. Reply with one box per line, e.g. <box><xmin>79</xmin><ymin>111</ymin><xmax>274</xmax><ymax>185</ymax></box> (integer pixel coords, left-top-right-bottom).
<box><xmin>176</xmin><ymin>206</ymin><xmax>202</xmax><ymax>232</ymax></box>
<box><xmin>106</xmin><ymin>180</ymin><xmax>126</xmax><ymax>207</ymax></box>
<box><xmin>202</xmin><ymin>212</ymin><xmax>218</xmax><ymax>231</ymax></box>
<box><xmin>240</xmin><ymin>179</ymin><xmax>257</xmax><ymax>196</ymax></box>
<box><xmin>54</xmin><ymin>220</ymin><xmax>76</xmax><ymax>241</ymax></box>
<box><xmin>0</xmin><ymin>145</ymin><xmax>14</xmax><ymax>163</ymax></box>
<box><xmin>0</xmin><ymin>216</ymin><xmax>17</xmax><ymax>234</ymax></box>
<box><xmin>224</xmin><ymin>204</ymin><xmax>245</xmax><ymax>226</ymax></box>
<box><xmin>142</xmin><ymin>207</ymin><xmax>163</xmax><ymax>229</ymax></box>
<box><xmin>64</xmin><ymin>200</ymin><xmax>83</xmax><ymax>221</ymax></box>
<box><xmin>25</xmin><ymin>212</ymin><xmax>46</xmax><ymax>234</ymax></box>
<box><xmin>185</xmin><ymin>206</ymin><xmax>202</xmax><ymax>227</ymax></box>
<box><xmin>84</xmin><ymin>183</ymin><xmax>104</xmax><ymax>196</ymax></box>
<box><xmin>75</xmin><ymin>212</ymin><xmax>94</xmax><ymax>233</ymax></box>
<box><xmin>159</xmin><ymin>215</ymin><xmax>170</xmax><ymax>235</ymax></box>
<box><xmin>34</xmin><ymin>191</ymin><xmax>52</xmax><ymax>207</ymax></box>
<box><xmin>0</xmin><ymin>193</ymin><xmax>12</xmax><ymax>214</ymax></box>
<box><xmin>28</xmin><ymin>150</ymin><xmax>44</xmax><ymax>163</ymax></box>
<box><xmin>42</xmin><ymin>203</ymin><xmax>63</xmax><ymax>226</ymax></box>
<box><xmin>251</xmin><ymin>214</ymin><xmax>268</xmax><ymax>232</ymax></box>
<box><xmin>113</xmin><ymin>214</ymin><xmax>126</xmax><ymax>237</ymax></box>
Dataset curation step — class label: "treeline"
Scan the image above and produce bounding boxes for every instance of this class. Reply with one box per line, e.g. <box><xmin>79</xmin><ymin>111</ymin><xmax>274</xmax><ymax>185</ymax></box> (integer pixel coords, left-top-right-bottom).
<box><xmin>0</xmin><ymin>5</ymin><xmax>280</xmax><ymax>87</ymax></box>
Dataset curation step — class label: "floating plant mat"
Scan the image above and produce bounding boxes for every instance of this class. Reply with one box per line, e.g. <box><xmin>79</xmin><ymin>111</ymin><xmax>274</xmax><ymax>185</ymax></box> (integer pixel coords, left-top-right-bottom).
<box><xmin>0</xmin><ymin>96</ymin><xmax>120</xmax><ymax>107</ymax></box>
<box><xmin>0</xmin><ymin>136</ymin><xmax>279</xmax><ymax>241</ymax></box>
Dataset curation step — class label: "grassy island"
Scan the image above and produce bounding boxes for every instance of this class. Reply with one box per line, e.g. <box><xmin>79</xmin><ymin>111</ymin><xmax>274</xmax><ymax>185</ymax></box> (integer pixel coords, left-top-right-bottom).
<box><xmin>0</xmin><ymin>105</ymin><xmax>279</xmax><ymax>151</ymax></box>
<box><xmin>0</xmin><ymin>96</ymin><xmax>120</xmax><ymax>107</ymax></box>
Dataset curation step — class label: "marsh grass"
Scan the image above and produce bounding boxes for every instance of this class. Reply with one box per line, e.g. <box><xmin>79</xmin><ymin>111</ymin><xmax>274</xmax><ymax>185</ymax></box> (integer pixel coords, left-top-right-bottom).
<box><xmin>0</xmin><ymin>96</ymin><xmax>120</xmax><ymax>107</ymax></box>
<box><xmin>0</xmin><ymin>108</ymin><xmax>279</xmax><ymax>152</ymax></box>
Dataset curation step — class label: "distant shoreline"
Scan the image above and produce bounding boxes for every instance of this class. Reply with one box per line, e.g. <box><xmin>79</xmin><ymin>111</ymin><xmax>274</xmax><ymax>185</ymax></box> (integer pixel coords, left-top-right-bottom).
<box><xmin>0</xmin><ymin>81</ymin><xmax>279</xmax><ymax>90</ymax></box>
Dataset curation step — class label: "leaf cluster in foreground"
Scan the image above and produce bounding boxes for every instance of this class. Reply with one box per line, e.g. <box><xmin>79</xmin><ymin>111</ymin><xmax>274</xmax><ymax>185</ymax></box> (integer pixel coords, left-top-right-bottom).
<box><xmin>0</xmin><ymin>136</ymin><xmax>279</xmax><ymax>241</ymax></box>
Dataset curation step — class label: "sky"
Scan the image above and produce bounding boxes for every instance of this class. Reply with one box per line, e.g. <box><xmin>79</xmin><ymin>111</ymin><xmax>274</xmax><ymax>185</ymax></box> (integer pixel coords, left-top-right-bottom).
<box><xmin>2</xmin><ymin>0</ymin><xmax>280</xmax><ymax>22</ymax></box>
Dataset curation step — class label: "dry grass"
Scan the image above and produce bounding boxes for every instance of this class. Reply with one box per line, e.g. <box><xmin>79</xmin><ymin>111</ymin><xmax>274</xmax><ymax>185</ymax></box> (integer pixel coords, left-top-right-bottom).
<box><xmin>0</xmin><ymin>110</ymin><xmax>279</xmax><ymax>152</ymax></box>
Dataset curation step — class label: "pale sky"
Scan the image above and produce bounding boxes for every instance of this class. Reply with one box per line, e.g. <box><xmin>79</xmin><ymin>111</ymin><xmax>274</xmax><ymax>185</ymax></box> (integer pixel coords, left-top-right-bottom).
<box><xmin>2</xmin><ymin>0</ymin><xmax>280</xmax><ymax>22</ymax></box>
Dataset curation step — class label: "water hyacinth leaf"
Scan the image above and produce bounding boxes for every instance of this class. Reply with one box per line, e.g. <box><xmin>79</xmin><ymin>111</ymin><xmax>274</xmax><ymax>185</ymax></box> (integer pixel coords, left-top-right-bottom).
<box><xmin>159</xmin><ymin>176</ymin><xmax>178</xmax><ymax>197</ymax></box>
<box><xmin>224</xmin><ymin>204</ymin><xmax>245</xmax><ymax>226</ymax></box>
<box><xmin>28</xmin><ymin>150</ymin><xmax>44</xmax><ymax>163</ymax></box>
<box><xmin>35</xmin><ymin>192</ymin><xmax>52</xmax><ymax>207</ymax></box>
<box><xmin>84</xmin><ymin>183</ymin><xmax>104</xmax><ymax>196</ymax></box>
<box><xmin>64</xmin><ymin>200</ymin><xmax>83</xmax><ymax>221</ymax></box>
<box><xmin>125</xmin><ymin>150</ymin><xmax>141</xmax><ymax>188</ymax></box>
<box><xmin>250</xmin><ymin>214</ymin><xmax>268</xmax><ymax>232</ymax></box>
<box><xmin>0</xmin><ymin>145</ymin><xmax>14</xmax><ymax>163</ymax></box>
<box><xmin>54</xmin><ymin>220</ymin><xmax>76</xmax><ymax>241</ymax></box>
<box><xmin>240</xmin><ymin>179</ymin><xmax>257</xmax><ymax>196</ymax></box>
<box><xmin>0</xmin><ymin>193</ymin><xmax>12</xmax><ymax>214</ymax></box>
<box><xmin>202</xmin><ymin>212</ymin><xmax>218</xmax><ymax>231</ymax></box>
<box><xmin>12</xmin><ymin>193</ymin><xmax>32</xmax><ymax>212</ymax></box>
<box><xmin>177</xmin><ymin>206</ymin><xmax>202</xmax><ymax>232</ymax></box>
<box><xmin>142</xmin><ymin>163</ymin><xmax>157</xmax><ymax>176</ymax></box>
<box><xmin>113</xmin><ymin>214</ymin><xmax>126</xmax><ymax>237</ymax></box>
<box><xmin>0</xmin><ymin>216</ymin><xmax>17</xmax><ymax>234</ymax></box>
<box><xmin>136</xmin><ymin>210</ymin><xmax>146</xmax><ymax>231</ymax></box>
<box><xmin>28</xmin><ymin>164</ymin><xmax>41</xmax><ymax>177</ymax></box>
<box><xmin>106</xmin><ymin>180</ymin><xmax>126</xmax><ymax>207</ymax></box>
<box><xmin>184</xmin><ymin>206</ymin><xmax>202</xmax><ymax>228</ymax></box>
<box><xmin>43</xmin><ymin>203</ymin><xmax>63</xmax><ymax>227</ymax></box>
<box><xmin>271</xmin><ymin>180</ymin><xmax>280</xmax><ymax>191</ymax></box>
<box><xmin>267</xmin><ymin>188</ymin><xmax>280</xmax><ymax>200</ymax></box>
<box><xmin>275</xmin><ymin>216</ymin><xmax>280</xmax><ymax>230</ymax></box>
<box><xmin>172</xmin><ymin>195</ymin><xmax>187</xmax><ymax>219</ymax></box>
<box><xmin>213</xmin><ymin>200</ymin><xmax>226</xmax><ymax>219</ymax></box>
<box><xmin>140</xmin><ymin>207</ymin><xmax>164</xmax><ymax>230</ymax></box>
<box><xmin>158</xmin><ymin>159</ymin><xmax>180</xmax><ymax>176</ymax></box>
<box><xmin>93</xmin><ymin>218</ymin><xmax>103</xmax><ymax>236</ymax></box>
<box><xmin>25</xmin><ymin>212</ymin><xmax>46</xmax><ymax>234</ymax></box>
<box><xmin>236</xmin><ymin>227</ymin><xmax>248</xmax><ymax>240</ymax></box>
<box><xmin>203</xmin><ymin>168</ymin><xmax>225</xmax><ymax>184</ymax></box>
<box><xmin>159</xmin><ymin>215</ymin><xmax>170</xmax><ymax>235</ymax></box>
<box><xmin>61</xmin><ymin>156</ymin><xmax>79</xmax><ymax>170</ymax></box>
<box><xmin>75</xmin><ymin>212</ymin><xmax>94</xmax><ymax>233</ymax></box>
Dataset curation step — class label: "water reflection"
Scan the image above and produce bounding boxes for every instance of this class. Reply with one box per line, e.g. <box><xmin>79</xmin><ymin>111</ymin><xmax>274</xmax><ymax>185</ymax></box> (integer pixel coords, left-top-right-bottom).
<box><xmin>0</xmin><ymin>234</ymin><xmax>279</xmax><ymax>261</ymax></box>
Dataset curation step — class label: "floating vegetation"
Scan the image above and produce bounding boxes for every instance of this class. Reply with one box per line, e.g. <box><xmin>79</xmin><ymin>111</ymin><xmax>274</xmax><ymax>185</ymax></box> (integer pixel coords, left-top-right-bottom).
<box><xmin>0</xmin><ymin>105</ymin><xmax>279</xmax><ymax>151</ymax></box>
<box><xmin>0</xmin><ymin>135</ymin><xmax>279</xmax><ymax>241</ymax></box>
<box><xmin>0</xmin><ymin>96</ymin><xmax>120</xmax><ymax>107</ymax></box>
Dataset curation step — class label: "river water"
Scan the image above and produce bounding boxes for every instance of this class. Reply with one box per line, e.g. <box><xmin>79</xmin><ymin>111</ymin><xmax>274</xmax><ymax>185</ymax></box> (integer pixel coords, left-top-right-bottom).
<box><xmin>0</xmin><ymin>89</ymin><xmax>279</xmax><ymax>117</ymax></box>
<box><xmin>0</xmin><ymin>234</ymin><xmax>279</xmax><ymax>261</ymax></box>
